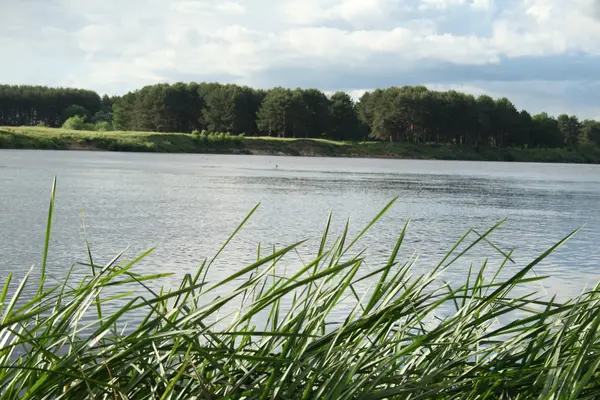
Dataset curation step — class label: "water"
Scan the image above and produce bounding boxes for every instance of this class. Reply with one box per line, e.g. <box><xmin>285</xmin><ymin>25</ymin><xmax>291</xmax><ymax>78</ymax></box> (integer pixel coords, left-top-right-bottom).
<box><xmin>2</xmin><ymin>150</ymin><xmax>600</xmax><ymax>321</ymax></box>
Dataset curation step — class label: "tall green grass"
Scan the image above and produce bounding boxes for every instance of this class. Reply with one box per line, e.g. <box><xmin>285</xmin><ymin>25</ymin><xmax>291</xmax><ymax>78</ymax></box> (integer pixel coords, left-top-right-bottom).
<box><xmin>1</xmin><ymin>180</ymin><xmax>600</xmax><ymax>399</ymax></box>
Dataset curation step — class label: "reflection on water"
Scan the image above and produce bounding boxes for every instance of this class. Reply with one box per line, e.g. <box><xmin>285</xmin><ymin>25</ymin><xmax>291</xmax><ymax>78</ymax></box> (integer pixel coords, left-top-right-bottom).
<box><xmin>1</xmin><ymin>150</ymin><xmax>600</xmax><ymax>320</ymax></box>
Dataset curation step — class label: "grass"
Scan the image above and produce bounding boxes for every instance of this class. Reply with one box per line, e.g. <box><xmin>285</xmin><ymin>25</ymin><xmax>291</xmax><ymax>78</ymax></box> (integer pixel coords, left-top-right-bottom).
<box><xmin>0</xmin><ymin>127</ymin><xmax>244</xmax><ymax>153</ymax></box>
<box><xmin>3</xmin><ymin>126</ymin><xmax>600</xmax><ymax>163</ymax></box>
<box><xmin>1</xmin><ymin>179</ymin><xmax>600</xmax><ymax>399</ymax></box>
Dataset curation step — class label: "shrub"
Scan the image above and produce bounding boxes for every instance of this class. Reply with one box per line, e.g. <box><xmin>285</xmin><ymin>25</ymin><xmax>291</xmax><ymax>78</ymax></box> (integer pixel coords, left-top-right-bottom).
<box><xmin>94</xmin><ymin>121</ymin><xmax>113</xmax><ymax>132</ymax></box>
<box><xmin>191</xmin><ymin>130</ymin><xmax>243</xmax><ymax>146</ymax></box>
<box><xmin>62</xmin><ymin>115</ymin><xmax>88</xmax><ymax>131</ymax></box>
<box><xmin>192</xmin><ymin>129</ymin><xmax>208</xmax><ymax>144</ymax></box>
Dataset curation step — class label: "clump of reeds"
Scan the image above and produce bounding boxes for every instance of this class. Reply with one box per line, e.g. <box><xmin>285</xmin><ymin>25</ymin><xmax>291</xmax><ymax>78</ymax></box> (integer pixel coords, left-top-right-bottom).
<box><xmin>1</xmin><ymin>179</ymin><xmax>600</xmax><ymax>399</ymax></box>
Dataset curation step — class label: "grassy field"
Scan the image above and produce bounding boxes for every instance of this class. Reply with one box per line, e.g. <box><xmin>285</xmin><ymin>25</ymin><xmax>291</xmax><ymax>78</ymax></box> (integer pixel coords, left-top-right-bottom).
<box><xmin>3</xmin><ymin>126</ymin><xmax>600</xmax><ymax>163</ymax></box>
<box><xmin>2</xmin><ymin>183</ymin><xmax>600</xmax><ymax>399</ymax></box>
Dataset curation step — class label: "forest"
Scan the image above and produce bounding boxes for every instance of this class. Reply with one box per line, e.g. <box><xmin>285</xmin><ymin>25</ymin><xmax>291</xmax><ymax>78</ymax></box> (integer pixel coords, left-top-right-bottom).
<box><xmin>1</xmin><ymin>83</ymin><xmax>599</xmax><ymax>149</ymax></box>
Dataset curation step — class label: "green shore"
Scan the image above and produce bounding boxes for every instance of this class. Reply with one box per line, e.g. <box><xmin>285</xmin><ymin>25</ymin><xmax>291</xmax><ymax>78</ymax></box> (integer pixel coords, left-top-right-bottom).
<box><xmin>3</xmin><ymin>126</ymin><xmax>600</xmax><ymax>163</ymax></box>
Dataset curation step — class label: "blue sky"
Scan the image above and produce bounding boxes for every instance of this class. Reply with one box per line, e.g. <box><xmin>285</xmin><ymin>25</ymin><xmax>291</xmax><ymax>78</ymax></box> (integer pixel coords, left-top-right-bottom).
<box><xmin>1</xmin><ymin>0</ymin><xmax>599</xmax><ymax>118</ymax></box>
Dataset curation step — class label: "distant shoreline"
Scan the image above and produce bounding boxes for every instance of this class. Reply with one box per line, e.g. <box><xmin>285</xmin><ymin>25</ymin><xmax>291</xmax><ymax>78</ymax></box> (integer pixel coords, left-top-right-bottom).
<box><xmin>2</xmin><ymin>127</ymin><xmax>600</xmax><ymax>164</ymax></box>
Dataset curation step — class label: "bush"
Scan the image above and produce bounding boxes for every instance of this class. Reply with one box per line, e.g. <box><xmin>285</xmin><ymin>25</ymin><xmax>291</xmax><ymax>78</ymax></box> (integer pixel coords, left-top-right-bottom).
<box><xmin>62</xmin><ymin>115</ymin><xmax>88</xmax><ymax>131</ymax></box>
<box><xmin>94</xmin><ymin>121</ymin><xmax>113</xmax><ymax>132</ymax></box>
<box><xmin>35</xmin><ymin>121</ymin><xmax>48</xmax><ymax>128</ymax></box>
<box><xmin>191</xmin><ymin>130</ymin><xmax>243</xmax><ymax>146</ymax></box>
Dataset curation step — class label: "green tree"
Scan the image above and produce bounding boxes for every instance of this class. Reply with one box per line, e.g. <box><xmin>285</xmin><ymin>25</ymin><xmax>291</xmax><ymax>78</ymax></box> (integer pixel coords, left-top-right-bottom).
<box><xmin>493</xmin><ymin>98</ymin><xmax>520</xmax><ymax>147</ymax></box>
<box><xmin>476</xmin><ymin>95</ymin><xmax>495</xmax><ymax>146</ymax></box>
<box><xmin>403</xmin><ymin>87</ymin><xmax>436</xmax><ymax>144</ymax></box>
<box><xmin>112</xmin><ymin>92</ymin><xmax>137</xmax><ymax>131</ymax></box>
<box><xmin>369</xmin><ymin>88</ymin><xmax>410</xmax><ymax>142</ymax></box>
<box><xmin>203</xmin><ymin>86</ymin><xmax>236</xmax><ymax>133</ymax></box>
<box><xmin>557</xmin><ymin>114</ymin><xmax>582</xmax><ymax>145</ymax></box>
<box><xmin>531</xmin><ymin>113</ymin><xmax>562</xmax><ymax>148</ymax></box>
<box><xmin>62</xmin><ymin>104</ymin><xmax>91</xmax><ymax>121</ymax></box>
<box><xmin>515</xmin><ymin>110</ymin><xmax>533</xmax><ymax>148</ymax></box>
<box><xmin>356</xmin><ymin>91</ymin><xmax>375</xmax><ymax>129</ymax></box>
<box><xmin>287</xmin><ymin>89</ymin><xmax>309</xmax><ymax>138</ymax></box>
<box><xmin>437</xmin><ymin>90</ymin><xmax>466</xmax><ymax>145</ymax></box>
<box><xmin>100</xmin><ymin>94</ymin><xmax>117</xmax><ymax>113</ymax></box>
<box><xmin>256</xmin><ymin>88</ymin><xmax>294</xmax><ymax>137</ymax></box>
<box><xmin>203</xmin><ymin>85</ymin><xmax>262</xmax><ymax>135</ymax></box>
<box><xmin>0</xmin><ymin>85</ymin><xmax>101</xmax><ymax>126</ymax></box>
<box><xmin>2</xmin><ymin>82</ymin><xmax>600</xmax><ymax>152</ymax></box>
<box><xmin>91</xmin><ymin>110</ymin><xmax>113</xmax><ymax>124</ymax></box>
<box><xmin>328</xmin><ymin>92</ymin><xmax>361</xmax><ymax>141</ymax></box>
<box><xmin>299</xmin><ymin>89</ymin><xmax>330</xmax><ymax>138</ymax></box>
<box><xmin>582</xmin><ymin>120</ymin><xmax>600</xmax><ymax>145</ymax></box>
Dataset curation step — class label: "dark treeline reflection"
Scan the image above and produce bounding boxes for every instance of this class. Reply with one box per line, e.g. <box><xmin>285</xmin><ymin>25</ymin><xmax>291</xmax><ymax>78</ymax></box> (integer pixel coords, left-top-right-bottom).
<box><xmin>1</xmin><ymin>83</ymin><xmax>599</xmax><ymax>148</ymax></box>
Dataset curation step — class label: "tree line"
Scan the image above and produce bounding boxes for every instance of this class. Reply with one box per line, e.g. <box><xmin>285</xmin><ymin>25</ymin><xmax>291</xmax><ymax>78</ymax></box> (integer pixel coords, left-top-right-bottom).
<box><xmin>0</xmin><ymin>85</ymin><xmax>116</xmax><ymax>128</ymax></box>
<box><xmin>1</xmin><ymin>83</ymin><xmax>599</xmax><ymax>148</ymax></box>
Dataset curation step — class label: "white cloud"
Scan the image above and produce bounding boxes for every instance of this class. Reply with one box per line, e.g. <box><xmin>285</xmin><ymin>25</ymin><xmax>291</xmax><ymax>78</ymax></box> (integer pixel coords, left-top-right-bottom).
<box><xmin>470</xmin><ymin>0</ymin><xmax>492</xmax><ymax>10</ymax></box>
<box><xmin>170</xmin><ymin>0</ymin><xmax>246</xmax><ymax>15</ymax></box>
<box><xmin>0</xmin><ymin>0</ymin><xmax>599</xmax><ymax>117</ymax></box>
<box><xmin>490</xmin><ymin>20</ymin><xmax>568</xmax><ymax>57</ymax></box>
<box><xmin>417</xmin><ymin>0</ymin><xmax>490</xmax><ymax>10</ymax></box>
<box><xmin>418</xmin><ymin>0</ymin><xmax>467</xmax><ymax>10</ymax></box>
<box><xmin>502</xmin><ymin>0</ymin><xmax>600</xmax><ymax>54</ymax></box>
<box><xmin>281</xmin><ymin>0</ymin><xmax>391</xmax><ymax>26</ymax></box>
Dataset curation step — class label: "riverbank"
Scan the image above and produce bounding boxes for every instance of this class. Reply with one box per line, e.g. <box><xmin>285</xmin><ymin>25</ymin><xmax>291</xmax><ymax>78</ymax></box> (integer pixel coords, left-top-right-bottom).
<box><xmin>3</xmin><ymin>126</ymin><xmax>600</xmax><ymax>163</ymax></box>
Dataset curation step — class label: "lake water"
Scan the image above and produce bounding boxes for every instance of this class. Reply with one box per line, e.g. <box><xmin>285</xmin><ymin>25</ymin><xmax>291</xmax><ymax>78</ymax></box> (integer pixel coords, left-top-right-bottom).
<box><xmin>2</xmin><ymin>150</ymin><xmax>600</xmax><ymax>320</ymax></box>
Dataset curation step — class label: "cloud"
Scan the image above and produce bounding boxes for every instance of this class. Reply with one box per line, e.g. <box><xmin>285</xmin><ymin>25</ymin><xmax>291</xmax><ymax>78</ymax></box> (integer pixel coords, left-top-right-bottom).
<box><xmin>0</xmin><ymin>0</ymin><xmax>599</xmax><ymax>118</ymax></box>
<box><xmin>170</xmin><ymin>1</ymin><xmax>246</xmax><ymax>15</ymax></box>
<box><xmin>594</xmin><ymin>0</ymin><xmax>600</xmax><ymax>19</ymax></box>
<box><xmin>279</xmin><ymin>25</ymin><xmax>502</xmax><ymax>67</ymax></box>
<box><xmin>417</xmin><ymin>0</ymin><xmax>487</xmax><ymax>10</ymax></box>
<box><xmin>282</xmin><ymin>0</ymin><xmax>393</xmax><ymax>26</ymax></box>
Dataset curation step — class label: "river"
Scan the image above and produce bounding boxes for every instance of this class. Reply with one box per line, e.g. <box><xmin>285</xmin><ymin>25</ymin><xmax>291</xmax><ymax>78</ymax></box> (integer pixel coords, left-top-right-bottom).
<box><xmin>2</xmin><ymin>150</ymin><xmax>600</xmax><ymax>319</ymax></box>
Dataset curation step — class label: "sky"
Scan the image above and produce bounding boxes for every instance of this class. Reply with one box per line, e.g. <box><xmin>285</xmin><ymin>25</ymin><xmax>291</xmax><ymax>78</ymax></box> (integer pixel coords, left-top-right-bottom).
<box><xmin>1</xmin><ymin>0</ymin><xmax>599</xmax><ymax>119</ymax></box>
